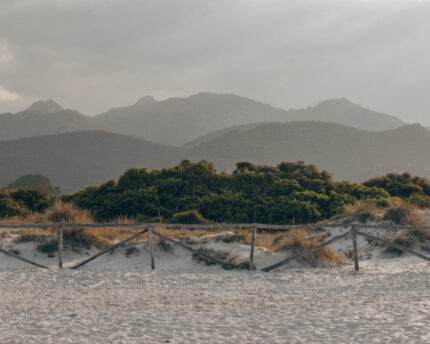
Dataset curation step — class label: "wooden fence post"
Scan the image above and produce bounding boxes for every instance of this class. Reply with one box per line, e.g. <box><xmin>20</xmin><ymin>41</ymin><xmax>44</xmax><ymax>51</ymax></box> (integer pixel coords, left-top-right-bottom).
<box><xmin>148</xmin><ymin>225</ymin><xmax>155</xmax><ymax>270</ymax></box>
<box><xmin>352</xmin><ymin>226</ymin><xmax>359</xmax><ymax>272</ymax></box>
<box><xmin>58</xmin><ymin>223</ymin><xmax>63</xmax><ymax>269</ymax></box>
<box><xmin>249</xmin><ymin>226</ymin><xmax>256</xmax><ymax>270</ymax></box>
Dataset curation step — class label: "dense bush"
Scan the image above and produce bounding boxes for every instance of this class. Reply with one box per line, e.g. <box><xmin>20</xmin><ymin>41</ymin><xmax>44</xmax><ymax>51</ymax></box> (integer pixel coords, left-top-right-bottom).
<box><xmin>63</xmin><ymin>160</ymin><xmax>393</xmax><ymax>224</ymax></box>
<box><xmin>11</xmin><ymin>189</ymin><xmax>52</xmax><ymax>213</ymax></box>
<box><xmin>4</xmin><ymin>161</ymin><xmax>430</xmax><ymax>224</ymax></box>
<box><xmin>0</xmin><ymin>191</ymin><xmax>28</xmax><ymax>217</ymax></box>
<box><xmin>0</xmin><ymin>189</ymin><xmax>52</xmax><ymax>217</ymax></box>
<box><xmin>364</xmin><ymin>173</ymin><xmax>430</xmax><ymax>199</ymax></box>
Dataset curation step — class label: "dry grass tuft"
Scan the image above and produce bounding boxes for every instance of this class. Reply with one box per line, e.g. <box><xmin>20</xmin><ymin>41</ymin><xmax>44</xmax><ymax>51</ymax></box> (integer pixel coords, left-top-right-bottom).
<box><xmin>45</xmin><ymin>200</ymin><xmax>93</xmax><ymax>224</ymax></box>
<box><xmin>383</xmin><ymin>228</ymin><xmax>430</xmax><ymax>256</ymax></box>
<box><xmin>168</xmin><ymin>210</ymin><xmax>208</xmax><ymax>224</ymax></box>
<box><xmin>383</xmin><ymin>202</ymin><xmax>429</xmax><ymax>226</ymax></box>
<box><xmin>272</xmin><ymin>229</ymin><xmax>345</xmax><ymax>265</ymax></box>
<box><xmin>12</xmin><ymin>227</ymin><xmax>54</xmax><ymax>243</ymax></box>
<box><xmin>0</xmin><ymin>201</ymin><xmax>94</xmax><ymax>225</ymax></box>
<box><xmin>335</xmin><ymin>201</ymin><xmax>381</xmax><ymax>224</ymax></box>
<box><xmin>1</xmin><ymin>206</ymin><xmax>345</xmax><ymax>265</ymax></box>
<box><xmin>221</xmin><ymin>227</ymin><xmax>345</xmax><ymax>265</ymax></box>
<box><xmin>0</xmin><ymin>201</ymin><xmax>141</xmax><ymax>251</ymax></box>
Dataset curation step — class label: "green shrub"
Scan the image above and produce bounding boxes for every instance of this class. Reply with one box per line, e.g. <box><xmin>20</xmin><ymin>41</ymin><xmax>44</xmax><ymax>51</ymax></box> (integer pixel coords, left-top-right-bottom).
<box><xmin>62</xmin><ymin>161</ymin><xmax>430</xmax><ymax>225</ymax></box>
<box><xmin>11</xmin><ymin>189</ymin><xmax>52</xmax><ymax>213</ymax></box>
<box><xmin>0</xmin><ymin>191</ymin><xmax>28</xmax><ymax>217</ymax></box>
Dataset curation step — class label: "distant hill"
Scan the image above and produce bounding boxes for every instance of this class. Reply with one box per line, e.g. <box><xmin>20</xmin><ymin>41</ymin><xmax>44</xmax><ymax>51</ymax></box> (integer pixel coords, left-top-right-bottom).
<box><xmin>0</xmin><ymin>131</ymin><xmax>175</xmax><ymax>192</ymax></box>
<box><xmin>181</xmin><ymin>122</ymin><xmax>430</xmax><ymax>181</ymax></box>
<box><xmin>1</xmin><ymin>122</ymin><xmax>430</xmax><ymax>192</ymax></box>
<box><xmin>0</xmin><ymin>94</ymin><xmax>406</xmax><ymax>145</ymax></box>
<box><xmin>0</xmin><ymin>100</ymin><xmax>97</xmax><ymax>142</ymax></box>
<box><xmin>94</xmin><ymin>93</ymin><xmax>406</xmax><ymax>146</ymax></box>
<box><xmin>283</xmin><ymin>98</ymin><xmax>405</xmax><ymax>132</ymax></box>
<box><xmin>25</xmin><ymin>99</ymin><xmax>64</xmax><ymax>114</ymax></box>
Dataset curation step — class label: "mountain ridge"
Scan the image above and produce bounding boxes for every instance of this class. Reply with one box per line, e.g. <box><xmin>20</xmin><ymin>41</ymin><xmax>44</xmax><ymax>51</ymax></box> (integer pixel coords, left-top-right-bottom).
<box><xmin>1</xmin><ymin>122</ymin><xmax>430</xmax><ymax>192</ymax></box>
<box><xmin>24</xmin><ymin>99</ymin><xmax>64</xmax><ymax>114</ymax></box>
<box><xmin>0</xmin><ymin>93</ymin><xmax>407</xmax><ymax>145</ymax></box>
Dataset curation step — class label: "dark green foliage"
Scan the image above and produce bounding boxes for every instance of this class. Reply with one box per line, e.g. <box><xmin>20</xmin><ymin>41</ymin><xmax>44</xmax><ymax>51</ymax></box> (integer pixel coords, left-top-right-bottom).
<box><xmin>7</xmin><ymin>174</ymin><xmax>61</xmax><ymax>195</ymax></box>
<box><xmin>364</xmin><ymin>173</ymin><xmax>430</xmax><ymax>200</ymax></box>
<box><xmin>8</xmin><ymin>161</ymin><xmax>430</xmax><ymax>224</ymax></box>
<box><xmin>0</xmin><ymin>163</ymin><xmax>425</xmax><ymax>224</ymax></box>
<box><xmin>64</xmin><ymin>160</ymin><xmax>392</xmax><ymax>224</ymax></box>
<box><xmin>0</xmin><ymin>189</ymin><xmax>52</xmax><ymax>218</ymax></box>
<box><xmin>10</xmin><ymin>189</ymin><xmax>52</xmax><ymax>213</ymax></box>
<box><xmin>0</xmin><ymin>191</ymin><xmax>28</xmax><ymax>217</ymax></box>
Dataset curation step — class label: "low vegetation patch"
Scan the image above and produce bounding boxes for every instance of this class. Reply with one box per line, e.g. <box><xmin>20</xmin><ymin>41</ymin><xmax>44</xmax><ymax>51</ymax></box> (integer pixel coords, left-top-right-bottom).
<box><xmin>36</xmin><ymin>240</ymin><xmax>58</xmax><ymax>257</ymax></box>
<box><xmin>125</xmin><ymin>245</ymin><xmax>140</xmax><ymax>257</ymax></box>
<box><xmin>382</xmin><ymin>202</ymin><xmax>428</xmax><ymax>226</ymax></box>
<box><xmin>191</xmin><ymin>247</ymin><xmax>249</xmax><ymax>269</ymax></box>
<box><xmin>339</xmin><ymin>201</ymin><xmax>430</xmax><ymax>256</ymax></box>
<box><xmin>337</xmin><ymin>201</ymin><xmax>383</xmax><ymax>224</ymax></box>
<box><xmin>168</xmin><ymin>210</ymin><xmax>208</xmax><ymax>224</ymax></box>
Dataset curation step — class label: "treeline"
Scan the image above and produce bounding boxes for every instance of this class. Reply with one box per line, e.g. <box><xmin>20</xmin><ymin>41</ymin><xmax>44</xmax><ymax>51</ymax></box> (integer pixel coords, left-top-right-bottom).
<box><xmin>3</xmin><ymin>161</ymin><xmax>430</xmax><ymax>224</ymax></box>
<box><xmin>62</xmin><ymin>160</ymin><xmax>428</xmax><ymax>224</ymax></box>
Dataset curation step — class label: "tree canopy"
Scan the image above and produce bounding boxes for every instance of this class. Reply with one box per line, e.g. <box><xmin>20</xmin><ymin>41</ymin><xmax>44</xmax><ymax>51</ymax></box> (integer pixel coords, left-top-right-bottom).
<box><xmin>64</xmin><ymin>160</ymin><xmax>391</xmax><ymax>224</ymax></box>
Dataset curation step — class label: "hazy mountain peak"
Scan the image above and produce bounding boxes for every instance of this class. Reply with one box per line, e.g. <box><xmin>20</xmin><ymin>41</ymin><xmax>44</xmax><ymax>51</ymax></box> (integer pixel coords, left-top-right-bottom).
<box><xmin>394</xmin><ymin>123</ymin><xmax>428</xmax><ymax>135</ymax></box>
<box><xmin>25</xmin><ymin>100</ymin><xmax>63</xmax><ymax>113</ymax></box>
<box><xmin>135</xmin><ymin>95</ymin><xmax>157</xmax><ymax>106</ymax></box>
<box><xmin>316</xmin><ymin>98</ymin><xmax>355</xmax><ymax>108</ymax></box>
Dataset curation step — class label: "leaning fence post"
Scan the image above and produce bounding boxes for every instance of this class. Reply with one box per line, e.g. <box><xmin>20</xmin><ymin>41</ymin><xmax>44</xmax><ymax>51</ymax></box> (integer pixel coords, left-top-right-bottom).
<box><xmin>148</xmin><ymin>225</ymin><xmax>155</xmax><ymax>270</ymax></box>
<box><xmin>352</xmin><ymin>226</ymin><xmax>359</xmax><ymax>272</ymax></box>
<box><xmin>249</xmin><ymin>226</ymin><xmax>256</xmax><ymax>270</ymax></box>
<box><xmin>58</xmin><ymin>223</ymin><xmax>63</xmax><ymax>269</ymax></box>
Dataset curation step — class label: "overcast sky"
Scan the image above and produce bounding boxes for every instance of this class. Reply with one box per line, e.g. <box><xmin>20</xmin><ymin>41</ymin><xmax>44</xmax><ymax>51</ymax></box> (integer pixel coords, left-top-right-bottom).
<box><xmin>0</xmin><ymin>0</ymin><xmax>429</xmax><ymax>124</ymax></box>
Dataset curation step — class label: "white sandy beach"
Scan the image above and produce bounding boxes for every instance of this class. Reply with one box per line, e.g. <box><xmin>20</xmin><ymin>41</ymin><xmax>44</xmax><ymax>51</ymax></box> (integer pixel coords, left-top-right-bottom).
<box><xmin>1</xmin><ymin>237</ymin><xmax>430</xmax><ymax>344</ymax></box>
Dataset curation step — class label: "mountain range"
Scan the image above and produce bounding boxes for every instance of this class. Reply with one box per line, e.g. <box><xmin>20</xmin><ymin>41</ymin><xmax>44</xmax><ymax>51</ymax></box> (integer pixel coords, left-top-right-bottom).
<box><xmin>0</xmin><ymin>131</ymin><xmax>173</xmax><ymax>192</ymax></box>
<box><xmin>1</xmin><ymin>92</ymin><xmax>427</xmax><ymax>193</ymax></box>
<box><xmin>0</xmin><ymin>93</ymin><xmax>406</xmax><ymax>146</ymax></box>
<box><xmin>1</xmin><ymin>122</ymin><xmax>430</xmax><ymax>193</ymax></box>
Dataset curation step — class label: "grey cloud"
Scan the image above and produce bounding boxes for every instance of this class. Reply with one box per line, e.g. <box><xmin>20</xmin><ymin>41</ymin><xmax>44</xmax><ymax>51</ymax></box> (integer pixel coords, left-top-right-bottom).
<box><xmin>0</xmin><ymin>0</ymin><xmax>429</xmax><ymax>124</ymax></box>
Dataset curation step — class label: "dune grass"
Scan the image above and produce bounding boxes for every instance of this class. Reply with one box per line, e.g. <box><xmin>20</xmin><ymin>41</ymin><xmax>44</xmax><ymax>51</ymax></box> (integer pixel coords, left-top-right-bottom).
<box><xmin>337</xmin><ymin>200</ymin><xmax>430</xmax><ymax>255</ymax></box>
<box><xmin>0</xmin><ymin>201</ymin><xmax>345</xmax><ymax>265</ymax></box>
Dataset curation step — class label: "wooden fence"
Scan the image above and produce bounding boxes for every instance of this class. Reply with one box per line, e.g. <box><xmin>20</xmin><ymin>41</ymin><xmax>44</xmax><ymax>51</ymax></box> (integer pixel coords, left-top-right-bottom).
<box><xmin>0</xmin><ymin>222</ymin><xmax>429</xmax><ymax>272</ymax></box>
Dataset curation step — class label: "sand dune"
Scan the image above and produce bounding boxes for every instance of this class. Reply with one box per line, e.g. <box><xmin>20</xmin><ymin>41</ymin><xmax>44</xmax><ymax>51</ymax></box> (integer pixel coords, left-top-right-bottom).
<box><xmin>0</xmin><ymin>237</ymin><xmax>429</xmax><ymax>343</ymax></box>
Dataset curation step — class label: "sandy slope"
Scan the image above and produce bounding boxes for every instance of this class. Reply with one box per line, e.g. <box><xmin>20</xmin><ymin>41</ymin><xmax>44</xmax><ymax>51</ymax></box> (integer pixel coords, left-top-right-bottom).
<box><xmin>1</xmin><ymin>238</ymin><xmax>430</xmax><ymax>343</ymax></box>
